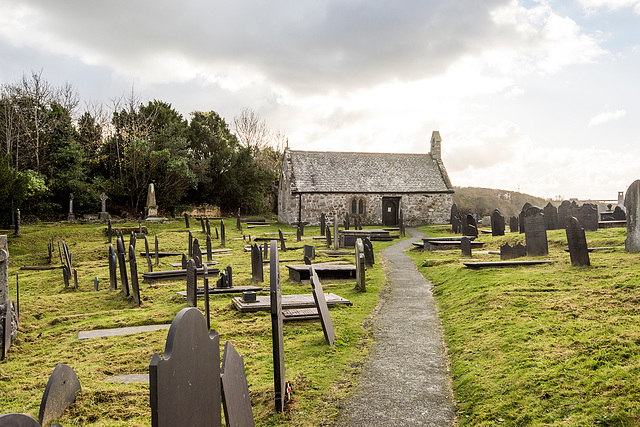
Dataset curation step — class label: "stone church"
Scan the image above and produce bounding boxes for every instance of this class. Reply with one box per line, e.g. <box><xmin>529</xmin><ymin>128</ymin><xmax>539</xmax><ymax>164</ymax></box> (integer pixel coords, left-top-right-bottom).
<box><xmin>278</xmin><ymin>131</ymin><xmax>454</xmax><ymax>226</ymax></box>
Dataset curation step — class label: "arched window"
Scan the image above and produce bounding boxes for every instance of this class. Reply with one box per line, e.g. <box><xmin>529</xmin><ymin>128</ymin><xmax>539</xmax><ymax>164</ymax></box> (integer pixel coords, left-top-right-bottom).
<box><xmin>358</xmin><ymin>199</ymin><xmax>364</xmax><ymax>215</ymax></box>
<box><xmin>351</xmin><ymin>199</ymin><xmax>358</xmax><ymax>215</ymax></box>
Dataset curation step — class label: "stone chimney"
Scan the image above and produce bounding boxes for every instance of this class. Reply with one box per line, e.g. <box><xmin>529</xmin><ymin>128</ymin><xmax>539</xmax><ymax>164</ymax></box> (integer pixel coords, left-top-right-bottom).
<box><xmin>430</xmin><ymin>131</ymin><xmax>441</xmax><ymax>160</ymax></box>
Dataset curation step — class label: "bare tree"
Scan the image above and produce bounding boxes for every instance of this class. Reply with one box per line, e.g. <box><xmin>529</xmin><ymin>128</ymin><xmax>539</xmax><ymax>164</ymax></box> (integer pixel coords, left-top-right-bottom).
<box><xmin>232</xmin><ymin>107</ymin><xmax>271</xmax><ymax>150</ymax></box>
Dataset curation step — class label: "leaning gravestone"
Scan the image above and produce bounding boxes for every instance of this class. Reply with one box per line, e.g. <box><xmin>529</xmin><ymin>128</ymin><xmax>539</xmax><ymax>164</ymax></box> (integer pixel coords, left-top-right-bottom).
<box><xmin>461</xmin><ymin>237</ymin><xmax>472</xmax><ymax>257</ymax></box>
<box><xmin>524</xmin><ymin>206</ymin><xmax>548</xmax><ymax>256</ymax></box>
<box><xmin>38</xmin><ymin>364</ymin><xmax>81</xmax><ymax>427</ymax></box>
<box><xmin>149</xmin><ymin>307</ymin><xmax>221</xmax><ymax>427</ymax></box>
<box><xmin>193</xmin><ymin>238</ymin><xmax>203</xmax><ymax>268</ymax></box>
<box><xmin>325</xmin><ymin>226</ymin><xmax>332</xmax><ymax>248</ymax></box>
<box><xmin>270</xmin><ymin>240</ymin><xmax>286</xmax><ymax>413</ymax></box>
<box><xmin>500</xmin><ymin>243</ymin><xmax>527</xmax><ymax>260</ymax></box>
<box><xmin>220</xmin><ymin>341</ymin><xmax>255</xmax><ymax>427</ymax></box>
<box><xmin>509</xmin><ymin>216</ymin><xmax>518</xmax><ymax>233</ymax></box>
<box><xmin>186</xmin><ymin>259</ymin><xmax>197</xmax><ymax>308</ymax></box>
<box><xmin>251</xmin><ymin>244</ymin><xmax>263</xmax><ymax>282</ymax></box>
<box><xmin>303</xmin><ymin>245</ymin><xmax>315</xmax><ymax>261</ymax></box>
<box><xmin>566</xmin><ymin>216</ymin><xmax>590</xmax><ymax>266</ymax></box>
<box><xmin>543</xmin><ymin>202</ymin><xmax>559</xmax><ymax>230</ymax></box>
<box><xmin>490</xmin><ymin>209</ymin><xmax>505</xmax><ymax>236</ymax></box>
<box><xmin>278</xmin><ymin>229</ymin><xmax>286</xmax><ymax>251</ymax></box>
<box><xmin>362</xmin><ymin>237</ymin><xmax>375</xmax><ymax>267</ymax></box>
<box><xmin>625</xmin><ymin>180</ymin><xmax>640</xmax><ymax>252</ymax></box>
<box><xmin>310</xmin><ymin>267</ymin><xmax>335</xmax><ymax>346</ymax></box>
<box><xmin>144</xmin><ymin>237</ymin><xmax>153</xmax><ymax>273</ymax></box>
<box><xmin>116</xmin><ymin>238</ymin><xmax>129</xmax><ymax>297</ymax></box>
<box><xmin>577</xmin><ymin>203</ymin><xmax>598</xmax><ymax>232</ymax></box>
<box><xmin>220</xmin><ymin>220</ymin><xmax>226</xmax><ymax>247</ymax></box>
<box><xmin>129</xmin><ymin>246</ymin><xmax>141</xmax><ymax>307</ymax></box>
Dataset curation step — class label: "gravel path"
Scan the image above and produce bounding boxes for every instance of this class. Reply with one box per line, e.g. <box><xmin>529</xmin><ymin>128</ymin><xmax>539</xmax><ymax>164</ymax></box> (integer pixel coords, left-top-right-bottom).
<box><xmin>334</xmin><ymin>228</ymin><xmax>457</xmax><ymax>426</ymax></box>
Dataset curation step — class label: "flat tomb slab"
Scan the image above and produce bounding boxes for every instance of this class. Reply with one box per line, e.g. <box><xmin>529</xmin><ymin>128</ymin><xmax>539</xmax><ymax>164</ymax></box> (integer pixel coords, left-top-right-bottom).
<box><xmin>286</xmin><ymin>264</ymin><xmax>356</xmax><ymax>282</ymax></box>
<box><xmin>564</xmin><ymin>247</ymin><xmax>616</xmax><ymax>252</ymax></box>
<box><xmin>426</xmin><ymin>240</ymin><xmax>484</xmax><ymax>250</ymax></box>
<box><xmin>175</xmin><ymin>285</ymin><xmax>265</xmax><ymax>296</ymax></box>
<box><xmin>232</xmin><ymin>293</ymin><xmax>352</xmax><ymax>312</ymax></box>
<box><xmin>78</xmin><ymin>324</ymin><xmax>170</xmax><ymax>340</ymax></box>
<box><xmin>598</xmin><ymin>220</ymin><xmax>626</xmax><ymax>229</ymax></box>
<box><xmin>283</xmin><ymin>307</ymin><xmax>319</xmax><ymax>321</ymax></box>
<box><xmin>107</xmin><ymin>374</ymin><xmax>150</xmax><ymax>383</ymax></box>
<box><xmin>463</xmin><ymin>260</ymin><xmax>555</xmax><ymax>270</ymax></box>
<box><xmin>143</xmin><ymin>267</ymin><xmax>220</xmax><ymax>283</ymax></box>
<box><xmin>423</xmin><ymin>236</ymin><xmax>476</xmax><ymax>242</ymax></box>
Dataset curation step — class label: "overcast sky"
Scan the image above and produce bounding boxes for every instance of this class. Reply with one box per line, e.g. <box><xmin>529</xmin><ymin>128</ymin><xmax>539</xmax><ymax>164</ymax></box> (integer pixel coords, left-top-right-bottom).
<box><xmin>1</xmin><ymin>0</ymin><xmax>638</xmax><ymax>200</ymax></box>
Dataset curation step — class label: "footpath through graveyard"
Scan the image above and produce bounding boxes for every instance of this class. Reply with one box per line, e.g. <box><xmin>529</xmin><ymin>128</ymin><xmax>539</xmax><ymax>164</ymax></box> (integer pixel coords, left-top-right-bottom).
<box><xmin>335</xmin><ymin>227</ymin><xmax>457</xmax><ymax>426</ymax></box>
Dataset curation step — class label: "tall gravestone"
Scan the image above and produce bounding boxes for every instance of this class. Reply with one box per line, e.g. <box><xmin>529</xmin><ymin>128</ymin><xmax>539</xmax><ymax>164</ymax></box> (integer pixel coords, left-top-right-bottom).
<box><xmin>509</xmin><ymin>216</ymin><xmax>518</xmax><ymax>233</ymax></box>
<box><xmin>490</xmin><ymin>209</ymin><xmax>505</xmax><ymax>236</ymax></box>
<box><xmin>184</xmin><ymin>213</ymin><xmax>190</xmax><ymax>228</ymax></box>
<box><xmin>309</xmin><ymin>267</ymin><xmax>335</xmax><ymax>347</ymax></box>
<box><xmin>186</xmin><ymin>259</ymin><xmax>197</xmax><ymax>308</ymax></box>
<box><xmin>144</xmin><ymin>236</ymin><xmax>153</xmax><ymax>273</ymax></box>
<box><xmin>462</xmin><ymin>214</ymin><xmax>478</xmax><ymax>238</ymax></box>
<box><xmin>149</xmin><ymin>307</ymin><xmax>221</xmax><ymax>427</ymax></box>
<box><xmin>320</xmin><ymin>213</ymin><xmax>326</xmax><ymax>236</ymax></box>
<box><xmin>270</xmin><ymin>240</ymin><xmax>286</xmax><ymax>413</ymax></box>
<box><xmin>566</xmin><ymin>216</ymin><xmax>590</xmax><ymax>266</ymax></box>
<box><xmin>524</xmin><ymin>206</ymin><xmax>548</xmax><ymax>256</ymax></box>
<box><xmin>344</xmin><ymin>213</ymin><xmax>350</xmax><ymax>231</ymax></box>
<box><xmin>14</xmin><ymin>209</ymin><xmax>20</xmax><ymax>236</ymax></box>
<box><xmin>0</xmin><ymin>235</ymin><xmax>13</xmax><ymax>360</ymax></box>
<box><xmin>326</xmin><ymin>226</ymin><xmax>331</xmax><ymax>248</ymax></box>
<box><xmin>193</xmin><ymin>238</ymin><xmax>203</xmax><ymax>268</ymax></box>
<box><xmin>362</xmin><ymin>237</ymin><xmax>375</xmax><ymax>267</ymax></box>
<box><xmin>146</xmin><ymin>183</ymin><xmax>158</xmax><ymax>218</ymax></box>
<box><xmin>108</xmin><ymin>244</ymin><xmax>117</xmax><ymax>290</ymax></box>
<box><xmin>99</xmin><ymin>193</ymin><xmax>110</xmax><ymax>220</ymax></box>
<box><xmin>206</xmin><ymin>235</ymin><xmax>212</xmax><ymax>262</ymax></box>
<box><xmin>451</xmin><ymin>215</ymin><xmax>461</xmax><ymax>234</ymax></box>
<box><xmin>129</xmin><ymin>245</ymin><xmax>141</xmax><ymax>306</ymax></box>
<box><xmin>557</xmin><ymin>200</ymin><xmax>571</xmax><ymax>229</ymax></box>
<box><xmin>333</xmin><ymin>215</ymin><xmax>339</xmax><ymax>250</ymax></box>
<box><xmin>220</xmin><ymin>341</ymin><xmax>255</xmax><ymax>427</ymax></box>
<box><xmin>577</xmin><ymin>203</ymin><xmax>598</xmax><ymax>232</ymax></box>
<box><xmin>220</xmin><ymin>220</ymin><xmax>226</xmax><ymax>247</ymax></box>
<box><xmin>450</xmin><ymin>203</ymin><xmax>458</xmax><ymax>224</ymax></box>
<box><xmin>543</xmin><ymin>202</ymin><xmax>558</xmax><ymax>230</ymax></box>
<box><xmin>354</xmin><ymin>239</ymin><xmax>366</xmax><ymax>292</ymax></box>
<box><xmin>116</xmin><ymin>238</ymin><xmax>130</xmax><ymax>296</ymax></box>
<box><xmin>67</xmin><ymin>193</ymin><xmax>75</xmax><ymax>222</ymax></box>
<box><xmin>625</xmin><ymin>180</ymin><xmax>640</xmax><ymax>252</ymax></box>
<box><xmin>38</xmin><ymin>364</ymin><xmax>82</xmax><ymax>427</ymax></box>
<box><xmin>519</xmin><ymin>202</ymin><xmax>532</xmax><ymax>234</ymax></box>
<box><xmin>251</xmin><ymin>244</ymin><xmax>264</xmax><ymax>282</ymax></box>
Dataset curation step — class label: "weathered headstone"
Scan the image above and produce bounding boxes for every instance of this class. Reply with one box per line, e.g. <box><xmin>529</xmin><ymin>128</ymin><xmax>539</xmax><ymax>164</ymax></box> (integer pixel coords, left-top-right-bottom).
<box><xmin>451</xmin><ymin>215</ymin><xmax>461</xmax><ymax>234</ymax></box>
<box><xmin>354</xmin><ymin>239</ymin><xmax>366</xmax><ymax>292</ymax></box>
<box><xmin>251</xmin><ymin>244</ymin><xmax>264</xmax><ymax>282</ymax></box>
<box><xmin>129</xmin><ymin>245</ymin><xmax>141</xmax><ymax>307</ymax></box>
<box><xmin>524</xmin><ymin>206</ymin><xmax>548</xmax><ymax>256</ymax></box>
<box><xmin>461</xmin><ymin>237</ymin><xmax>472</xmax><ymax>257</ymax></box>
<box><xmin>270</xmin><ymin>240</ymin><xmax>286</xmax><ymax>413</ymax></box>
<box><xmin>326</xmin><ymin>226</ymin><xmax>331</xmax><ymax>248</ymax></box>
<box><xmin>333</xmin><ymin>215</ymin><xmax>339</xmax><ymax>250</ymax></box>
<box><xmin>613</xmin><ymin>206</ymin><xmax>626</xmax><ymax>220</ymax></box>
<box><xmin>0</xmin><ymin>413</ymin><xmax>42</xmax><ymax>426</ymax></box>
<box><xmin>566</xmin><ymin>216</ymin><xmax>590</xmax><ymax>266</ymax></box>
<box><xmin>146</xmin><ymin>183</ymin><xmax>158</xmax><ymax>217</ymax></box>
<box><xmin>221</xmin><ymin>341</ymin><xmax>255</xmax><ymax>427</ymax></box>
<box><xmin>543</xmin><ymin>202</ymin><xmax>558</xmax><ymax>230</ymax></box>
<box><xmin>557</xmin><ymin>200</ymin><xmax>571</xmax><ymax>229</ymax></box>
<box><xmin>38</xmin><ymin>364</ymin><xmax>81</xmax><ymax>427</ymax></box>
<box><xmin>206</xmin><ymin>218</ymin><xmax>211</xmax><ymax>237</ymax></box>
<box><xmin>1</xmin><ymin>237</ymin><xmax>12</xmax><ymax>359</ymax></box>
<box><xmin>500</xmin><ymin>243</ymin><xmax>527</xmax><ymax>260</ymax></box>
<box><xmin>519</xmin><ymin>202</ymin><xmax>532</xmax><ymax>234</ymax></box>
<box><xmin>344</xmin><ymin>212</ymin><xmax>350</xmax><ymax>230</ymax></box>
<box><xmin>188</xmin><ymin>231</ymin><xmax>193</xmax><ymax>258</ymax></box>
<box><xmin>181</xmin><ymin>254</ymin><xmax>188</xmax><ymax>269</ymax></box>
<box><xmin>203</xmin><ymin>264</ymin><xmax>210</xmax><ymax>331</ymax></box>
<box><xmin>144</xmin><ymin>236</ymin><xmax>153</xmax><ymax>273</ymax></box>
<box><xmin>577</xmin><ymin>203</ymin><xmax>598</xmax><ymax>232</ymax></box>
<box><xmin>94</xmin><ymin>277</ymin><xmax>99</xmax><ymax>291</ymax></box>
<box><xmin>362</xmin><ymin>237</ymin><xmax>375</xmax><ymax>267</ymax></box>
<box><xmin>184</xmin><ymin>213</ymin><xmax>190</xmax><ymax>229</ymax></box>
<box><xmin>67</xmin><ymin>193</ymin><xmax>75</xmax><ymax>222</ymax></box>
<box><xmin>201</xmin><ymin>218</ymin><xmax>206</xmax><ymax>234</ymax></box>
<box><xmin>206</xmin><ymin>235</ymin><xmax>212</xmax><ymax>262</ymax></box>
<box><xmin>303</xmin><ymin>245</ymin><xmax>315</xmax><ymax>260</ymax></box>
<box><xmin>509</xmin><ymin>216</ymin><xmax>518</xmax><ymax>233</ymax></box>
<box><xmin>462</xmin><ymin>214</ymin><xmax>478</xmax><ymax>238</ymax></box>
<box><xmin>186</xmin><ymin>259</ymin><xmax>197</xmax><ymax>308</ymax></box>
<box><xmin>320</xmin><ymin>213</ymin><xmax>326</xmax><ymax>236</ymax></box>
<box><xmin>154</xmin><ymin>235</ymin><xmax>159</xmax><ymax>267</ymax></box>
<box><xmin>108</xmin><ymin>245</ymin><xmax>117</xmax><ymax>290</ymax></box>
<box><xmin>149</xmin><ymin>307</ymin><xmax>221</xmax><ymax>427</ymax></box>
<box><xmin>107</xmin><ymin>218</ymin><xmax>112</xmax><ymax>243</ymax></box>
<box><xmin>116</xmin><ymin>238</ymin><xmax>130</xmax><ymax>296</ymax></box>
<box><xmin>193</xmin><ymin>238</ymin><xmax>203</xmax><ymax>268</ymax></box>
<box><xmin>220</xmin><ymin>220</ymin><xmax>226</xmax><ymax>247</ymax></box>
<box><xmin>237</xmin><ymin>213</ymin><xmax>242</xmax><ymax>232</ymax></box>
<box><xmin>450</xmin><ymin>203</ymin><xmax>458</xmax><ymax>224</ymax></box>
<box><xmin>625</xmin><ymin>180</ymin><xmax>640</xmax><ymax>252</ymax></box>
<box><xmin>278</xmin><ymin>229</ymin><xmax>286</xmax><ymax>251</ymax></box>
<box><xmin>309</xmin><ymin>267</ymin><xmax>335</xmax><ymax>346</ymax></box>
<box><xmin>490</xmin><ymin>209</ymin><xmax>505</xmax><ymax>236</ymax></box>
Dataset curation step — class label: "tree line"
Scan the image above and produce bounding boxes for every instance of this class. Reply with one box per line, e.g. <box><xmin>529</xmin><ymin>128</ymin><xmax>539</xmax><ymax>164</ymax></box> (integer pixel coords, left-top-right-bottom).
<box><xmin>0</xmin><ymin>70</ymin><xmax>284</xmax><ymax>225</ymax></box>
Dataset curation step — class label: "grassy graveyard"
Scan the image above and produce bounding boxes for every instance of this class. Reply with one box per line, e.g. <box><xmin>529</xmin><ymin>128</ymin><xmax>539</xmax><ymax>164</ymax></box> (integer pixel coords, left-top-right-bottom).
<box><xmin>410</xmin><ymin>224</ymin><xmax>640</xmax><ymax>425</ymax></box>
<box><xmin>0</xmin><ymin>218</ymin><xmax>398</xmax><ymax>426</ymax></box>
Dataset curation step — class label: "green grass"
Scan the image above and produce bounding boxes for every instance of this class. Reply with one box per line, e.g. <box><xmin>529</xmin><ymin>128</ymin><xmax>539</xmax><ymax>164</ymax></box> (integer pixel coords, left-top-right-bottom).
<box><xmin>0</xmin><ymin>219</ymin><xmax>398</xmax><ymax>426</ymax></box>
<box><xmin>409</xmin><ymin>224</ymin><xmax>640</xmax><ymax>426</ymax></box>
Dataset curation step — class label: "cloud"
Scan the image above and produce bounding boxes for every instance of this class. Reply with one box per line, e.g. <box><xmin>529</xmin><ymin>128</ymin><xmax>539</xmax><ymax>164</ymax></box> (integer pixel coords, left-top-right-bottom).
<box><xmin>588</xmin><ymin>108</ymin><xmax>626</xmax><ymax>127</ymax></box>
<box><xmin>577</xmin><ymin>0</ymin><xmax>640</xmax><ymax>14</ymax></box>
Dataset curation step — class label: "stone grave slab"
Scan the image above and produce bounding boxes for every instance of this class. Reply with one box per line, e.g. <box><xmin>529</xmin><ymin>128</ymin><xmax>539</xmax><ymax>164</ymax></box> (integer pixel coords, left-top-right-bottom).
<box><xmin>286</xmin><ymin>264</ymin><xmax>356</xmax><ymax>282</ymax></box>
<box><xmin>310</xmin><ymin>268</ymin><xmax>335</xmax><ymax>346</ymax></box>
<box><xmin>175</xmin><ymin>285</ymin><xmax>264</xmax><ymax>298</ymax></box>
<box><xmin>233</xmin><ymin>293</ymin><xmax>352</xmax><ymax>312</ymax></box>
<box><xmin>566</xmin><ymin>216</ymin><xmax>590</xmax><ymax>266</ymax></box>
<box><xmin>107</xmin><ymin>374</ymin><xmax>150</xmax><ymax>383</ymax></box>
<box><xmin>38</xmin><ymin>364</ymin><xmax>81</xmax><ymax>427</ymax></box>
<box><xmin>78</xmin><ymin>324</ymin><xmax>171</xmax><ymax>340</ymax></box>
<box><xmin>463</xmin><ymin>260</ymin><xmax>555</xmax><ymax>270</ymax></box>
<box><xmin>270</xmin><ymin>240</ymin><xmax>286</xmax><ymax>413</ymax></box>
<box><xmin>221</xmin><ymin>341</ymin><xmax>255</xmax><ymax>427</ymax></box>
<box><xmin>149</xmin><ymin>307</ymin><xmax>221</xmax><ymax>427</ymax></box>
<box><xmin>142</xmin><ymin>267</ymin><xmax>220</xmax><ymax>283</ymax></box>
<box><xmin>282</xmin><ymin>308</ymin><xmax>320</xmax><ymax>321</ymax></box>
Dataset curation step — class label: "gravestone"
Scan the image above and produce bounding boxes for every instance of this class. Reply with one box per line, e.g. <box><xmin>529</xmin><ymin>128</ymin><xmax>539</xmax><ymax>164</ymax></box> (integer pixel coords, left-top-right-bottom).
<box><xmin>144</xmin><ymin>236</ymin><xmax>153</xmax><ymax>273</ymax></box>
<box><xmin>500</xmin><ymin>243</ymin><xmax>527</xmax><ymax>260</ymax></box>
<box><xmin>320</xmin><ymin>213</ymin><xmax>326</xmax><ymax>236</ymax></box>
<box><xmin>0</xmin><ymin>413</ymin><xmax>42</xmax><ymax>426</ymax></box>
<box><xmin>220</xmin><ymin>341</ymin><xmax>255</xmax><ymax>427</ymax></box>
<box><xmin>38</xmin><ymin>364</ymin><xmax>81</xmax><ymax>427</ymax></box>
<box><xmin>67</xmin><ymin>193</ymin><xmax>75</xmax><ymax>222</ymax></box>
<box><xmin>98</xmin><ymin>193</ymin><xmax>110</xmax><ymax>220</ymax></box>
<box><xmin>201</xmin><ymin>218</ymin><xmax>206</xmax><ymax>234</ymax></box>
<box><xmin>107</xmin><ymin>218</ymin><xmax>112</xmax><ymax>243</ymax></box>
<box><xmin>325</xmin><ymin>226</ymin><xmax>331</xmax><ymax>248</ymax></box>
<box><xmin>13</xmin><ymin>209</ymin><xmax>21</xmax><ymax>236</ymax></box>
<box><xmin>203</xmin><ymin>264</ymin><xmax>210</xmax><ymax>331</ymax></box>
<box><xmin>220</xmin><ymin>220</ymin><xmax>226</xmax><ymax>247</ymax></box>
<box><xmin>263</xmin><ymin>242</ymin><xmax>268</xmax><ymax>260</ymax></box>
<box><xmin>355</xmin><ymin>239</ymin><xmax>366</xmax><ymax>292</ymax></box>
<box><xmin>577</xmin><ymin>203</ymin><xmax>598</xmax><ymax>232</ymax></box>
<box><xmin>193</xmin><ymin>238</ymin><xmax>203</xmax><ymax>268</ymax></box>
<box><xmin>108</xmin><ymin>245</ymin><xmax>117</xmax><ymax>290</ymax></box>
<box><xmin>206</xmin><ymin>218</ymin><xmax>211</xmax><ymax>237</ymax></box>
<box><xmin>625</xmin><ymin>180</ymin><xmax>640</xmax><ymax>252</ymax></box>
<box><xmin>524</xmin><ymin>207</ymin><xmax>548</xmax><ymax>256</ymax></box>
<box><xmin>613</xmin><ymin>206</ymin><xmax>626</xmax><ymax>220</ymax></box>
<box><xmin>184</xmin><ymin>213</ymin><xmax>190</xmax><ymax>228</ymax></box>
<box><xmin>149</xmin><ymin>307</ymin><xmax>221</xmax><ymax>427</ymax></box>
<box><xmin>557</xmin><ymin>200</ymin><xmax>571</xmax><ymax>229</ymax></box>
<box><xmin>181</xmin><ymin>254</ymin><xmax>188</xmax><ymax>269</ymax></box>
<box><xmin>186</xmin><ymin>259</ymin><xmax>197</xmax><ymax>308</ymax></box>
<box><xmin>1</xmin><ymin>236</ymin><xmax>12</xmax><ymax>360</ymax></box>
<box><xmin>278</xmin><ymin>229</ymin><xmax>286</xmax><ymax>251</ymax></box>
<box><xmin>451</xmin><ymin>215</ymin><xmax>461</xmax><ymax>234</ymax></box>
<box><xmin>519</xmin><ymin>202</ymin><xmax>532</xmax><ymax>234</ymax></box>
<box><xmin>490</xmin><ymin>209</ymin><xmax>505</xmax><ymax>236</ymax></box>
<box><xmin>237</xmin><ymin>212</ymin><xmax>242</xmax><ymax>232</ymax></box>
<box><xmin>461</xmin><ymin>237</ymin><xmax>472</xmax><ymax>257</ymax></box>
<box><xmin>146</xmin><ymin>183</ymin><xmax>158</xmax><ymax>217</ymax></box>
<box><xmin>154</xmin><ymin>235</ymin><xmax>159</xmax><ymax>266</ymax></box>
<box><xmin>296</xmin><ymin>225</ymin><xmax>302</xmax><ymax>242</ymax></box>
<box><xmin>509</xmin><ymin>216</ymin><xmax>518</xmax><ymax>233</ymax></box>
<box><xmin>303</xmin><ymin>245</ymin><xmax>315</xmax><ymax>260</ymax></box>
<box><xmin>206</xmin><ymin>235</ymin><xmax>212</xmax><ymax>262</ymax></box>
<box><xmin>450</xmin><ymin>203</ymin><xmax>458</xmax><ymax>224</ymax></box>
<box><xmin>188</xmin><ymin>231</ymin><xmax>193</xmax><ymax>258</ymax></box>
<box><xmin>362</xmin><ymin>238</ymin><xmax>375</xmax><ymax>267</ymax></box>
<box><xmin>543</xmin><ymin>202</ymin><xmax>558</xmax><ymax>230</ymax></box>
<box><xmin>309</xmin><ymin>267</ymin><xmax>335</xmax><ymax>346</ymax></box>
<box><xmin>462</xmin><ymin>214</ymin><xmax>478</xmax><ymax>238</ymax></box>
<box><xmin>129</xmin><ymin>245</ymin><xmax>141</xmax><ymax>307</ymax></box>
<box><xmin>333</xmin><ymin>215</ymin><xmax>339</xmax><ymax>250</ymax></box>
<box><xmin>270</xmin><ymin>240</ymin><xmax>286</xmax><ymax>413</ymax></box>
<box><xmin>94</xmin><ymin>277</ymin><xmax>99</xmax><ymax>291</ymax></box>
<box><xmin>344</xmin><ymin>212</ymin><xmax>350</xmax><ymax>230</ymax></box>
<box><xmin>566</xmin><ymin>216</ymin><xmax>590</xmax><ymax>266</ymax></box>
<box><xmin>116</xmin><ymin>238</ymin><xmax>130</xmax><ymax>296</ymax></box>
<box><xmin>251</xmin><ymin>244</ymin><xmax>264</xmax><ymax>282</ymax></box>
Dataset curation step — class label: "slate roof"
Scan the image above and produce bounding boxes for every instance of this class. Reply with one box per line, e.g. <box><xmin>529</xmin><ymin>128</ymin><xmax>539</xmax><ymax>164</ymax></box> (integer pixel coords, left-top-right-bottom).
<box><xmin>286</xmin><ymin>150</ymin><xmax>453</xmax><ymax>193</ymax></box>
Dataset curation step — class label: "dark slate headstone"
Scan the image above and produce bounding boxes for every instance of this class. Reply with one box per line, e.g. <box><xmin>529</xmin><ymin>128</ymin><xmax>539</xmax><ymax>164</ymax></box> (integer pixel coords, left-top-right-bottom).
<box><xmin>304</xmin><ymin>256</ymin><xmax>311</xmax><ymax>265</ymax></box>
<box><xmin>509</xmin><ymin>216</ymin><xmax>519</xmax><ymax>233</ymax></box>
<box><xmin>524</xmin><ymin>206</ymin><xmax>548</xmax><ymax>256</ymax></box>
<box><xmin>203</xmin><ymin>264</ymin><xmax>210</xmax><ymax>331</ymax></box>
<box><xmin>263</xmin><ymin>242</ymin><xmax>268</xmax><ymax>260</ymax></box>
<box><xmin>38</xmin><ymin>364</ymin><xmax>81</xmax><ymax>427</ymax></box>
<box><xmin>220</xmin><ymin>220</ymin><xmax>226</xmax><ymax>247</ymax></box>
<box><xmin>320</xmin><ymin>213</ymin><xmax>326</xmax><ymax>236</ymax></box>
<box><xmin>201</xmin><ymin>218</ymin><xmax>206</xmax><ymax>234</ymax></box>
<box><xmin>344</xmin><ymin>212</ymin><xmax>350</xmax><ymax>230</ymax></box>
<box><xmin>188</xmin><ymin>231</ymin><xmax>193</xmax><ymax>258</ymax></box>
<box><xmin>14</xmin><ymin>209</ymin><xmax>21</xmax><ymax>236</ymax></box>
<box><xmin>206</xmin><ymin>218</ymin><xmax>211</xmax><ymax>237</ymax></box>
<box><xmin>303</xmin><ymin>245</ymin><xmax>315</xmax><ymax>260</ymax></box>
<box><xmin>206</xmin><ymin>235</ymin><xmax>212</xmax><ymax>262</ymax></box>
<box><xmin>0</xmin><ymin>414</ymin><xmax>41</xmax><ymax>426</ymax></box>
<box><xmin>278</xmin><ymin>229</ymin><xmax>286</xmax><ymax>251</ymax></box>
<box><xmin>296</xmin><ymin>226</ymin><xmax>302</xmax><ymax>242</ymax></box>
<box><xmin>362</xmin><ymin>238</ymin><xmax>375</xmax><ymax>267</ymax></box>
<box><xmin>557</xmin><ymin>200</ymin><xmax>571</xmax><ymax>229</ymax></box>
<box><xmin>543</xmin><ymin>202</ymin><xmax>559</xmax><ymax>230</ymax></box>
<box><xmin>129</xmin><ymin>245</ymin><xmax>141</xmax><ymax>307</ymax></box>
<box><xmin>566</xmin><ymin>216</ymin><xmax>590</xmax><ymax>266</ymax></box>
<box><xmin>108</xmin><ymin>244</ymin><xmax>117</xmax><ymax>290</ymax></box>
<box><xmin>500</xmin><ymin>243</ymin><xmax>527</xmax><ymax>260</ymax></box>
<box><xmin>221</xmin><ymin>341</ymin><xmax>255</xmax><ymax>427</ymax></box>
<box><xmin>193</xmin><ymin>238</ymin><xmax>203</xmax><ymax>268</ymax></box>
<box><xmin>149</xmin><ymin>307</ymin><xmax>221</xmax><ymax>427</ymax></box>
<box><xmin>154</xmin><ymin>234</ymin><xmax>159</xmax><ymax>266</ymax></box>
<box><xmin>354</xmin><ymin>239</ymin><xmax>366</xmax><ymax>292</ymax></box>
<box><xmin>225</xmin><ymin>266</ymin><xmax>233</xmax><ymax>288</ymax></box>
<box><xmin>184</xmin><ymin>213</ymin><xmax>190</xmax><ymax>229</ymax></box>
<box><xmin>186</xmin><ymin>259</ymin><xmax>197</xmax><ymax>308</ymax></box>
<box><xmin>107</xmin><ymin>218</ymin><xmax>112</xmax><ymax>243</ymax></box>
<box><xmin>116</xmin><ymin>238</ymin><xmax>130</xmax><ymax>297</ymax></box>
<box><xmin>451</xmin><ymin>215</ymin><xmax>461</xmax><ymax>234</ymax></box>
<box><xmin>181</xmin><ymin>253</ymin><xmax>188</xmax><ymax>269</ymax></box>
<box><xmin>237</xmin><ymin>213</ymin><xmax>242</xmax><ymax>232</ymax></box>
<box><xmin>144</xmin><ymin>236</ymin><xmax>153</xmax><ymax>273</ymax></box>
<box><xmin>270</xmin><ymin>240</ymin><xmax>286</xmax><ymax>413</ymax></box>
<box><xmin>462</xmin><ymin>214</ymin><xmax>478</xmax><ymax>238</ymax></box>
<box><xmin>625</xmin><ymin>180</ymin><xmax>640</xmax><ymax>252</ymax></box>
<box><xmin>325</xmin><ymin>226</ymin><xmax>331</xmax><ymax>248</ymax></box>
<box><xmin>519</xmin><ymin>202</ymin><xmax>533</xmax><ymax>234</ymax></box>
<box><xmin>577</xmin><ymin>203</ymin><xmax>598</xmax><ymax>232</ymax></box>
<box><xmin>461</xmin><ymin>237</ymin><xmax>472</xmax><ymax>257</ymax></box>
<box><xmin>490</xmin><ymin>209</ymin><xmax>505</xmax><ymax>236</ymax></box>
<box><xmin>613</xmin><ymin>206</ymin><xmax>626</xmax><ymax>220</ymax></box>
<box><xmin>251</xmin><ymin>244</ymin><xmax>264</xmax><ymax>282</ymax></box>
<box><xmin>450</xmin><ymin>203</ymin><xmax>458</xmax><ymax>224</ymax></box>
<box><xmin>310</xmin><ymin>267</ymin><xmax>335</xmax><ymax>347</ymax></box>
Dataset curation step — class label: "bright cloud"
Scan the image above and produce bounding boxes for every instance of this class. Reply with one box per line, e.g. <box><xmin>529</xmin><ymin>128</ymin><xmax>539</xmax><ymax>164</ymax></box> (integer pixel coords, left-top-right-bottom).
<box><xmin>577</xmin><ymin>0</ymin><xmax>640</xmax><ymax>14</ymax></box>
<box><xmin>588</xmin><ymin>108</ymin><xmax>627</xmax><ymax>127</ymax></box>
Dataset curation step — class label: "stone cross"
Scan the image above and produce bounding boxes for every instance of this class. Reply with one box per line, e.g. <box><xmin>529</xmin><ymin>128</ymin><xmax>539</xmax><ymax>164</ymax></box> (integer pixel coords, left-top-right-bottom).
<box><xmin>99</xmin><ymin>193</ymin><xmax>110</xmax><ymax>220</ymax></box>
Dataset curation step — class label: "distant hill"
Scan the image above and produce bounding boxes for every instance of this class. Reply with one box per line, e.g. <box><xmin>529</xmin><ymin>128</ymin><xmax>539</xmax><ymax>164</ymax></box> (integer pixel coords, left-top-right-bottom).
<box><xmin>453</xmin><ymin>187</ymin><xmax>549</xmax><ymax>218</ymax></box>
